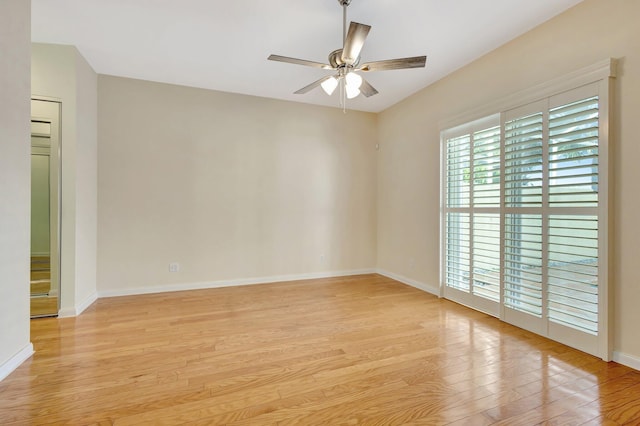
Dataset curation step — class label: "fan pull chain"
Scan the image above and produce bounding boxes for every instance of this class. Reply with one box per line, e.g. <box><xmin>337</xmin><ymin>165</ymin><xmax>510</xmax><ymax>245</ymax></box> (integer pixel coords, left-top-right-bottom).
<box><xmin>340</xmin><ymin>78</ymin><xmax>344</xmax><ymax>111</ymax></box>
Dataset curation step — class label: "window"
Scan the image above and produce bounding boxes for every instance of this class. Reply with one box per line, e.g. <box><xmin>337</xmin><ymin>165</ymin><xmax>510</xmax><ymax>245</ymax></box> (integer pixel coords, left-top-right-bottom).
<box><xmin>441</xmin><ymin>60</ymin><xmax>614</xmax><ymax>360</ymax></box>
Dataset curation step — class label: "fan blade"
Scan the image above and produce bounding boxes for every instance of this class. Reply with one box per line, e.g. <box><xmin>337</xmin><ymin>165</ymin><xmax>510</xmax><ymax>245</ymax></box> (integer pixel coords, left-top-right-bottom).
<box><xmin>268</xmin><ymin>54</ymin><xmax>333</xmax><ymax>70</ymax></box>
<box><xmin>294</xmin><ymin>75</ymin><xmax>335</xmax><ymax>95</ymax></box>
<box><xmin>360</xmin><ymin>56</ymin><xmax>427</xmax><ymax>72</ymax></box>
<box><xmin>341</xmin><ymin>22</ymin><xmax>371</xmax><ymax>65</ymax></box>
<box><xmin>360</xmin><ymin>78</ymin><xmax>379</xmax><ymax>98</ymax></box>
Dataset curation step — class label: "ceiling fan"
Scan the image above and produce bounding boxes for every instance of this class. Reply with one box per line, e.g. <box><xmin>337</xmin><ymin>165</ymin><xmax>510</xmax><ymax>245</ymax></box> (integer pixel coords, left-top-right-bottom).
<box><xmin>268</xmin><ymin>0</ymin><xmax>427</xmax><ymax>105</ymax></box>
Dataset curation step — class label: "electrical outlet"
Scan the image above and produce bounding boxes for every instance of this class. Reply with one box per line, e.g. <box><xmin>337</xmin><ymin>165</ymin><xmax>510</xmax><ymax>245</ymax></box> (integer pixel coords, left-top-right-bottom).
<box><xmin>409</xmin><ymin>258</ymin><xmax>415</xmax><ymax>269</ymax></box>
<box><xmin>320</xmin><ymin>254</ymin><xmax>325</xmax><ymax>264</ymax></box>
<box><xmin>169</xmin><ymin>262</ymin><xmax>180</xmax><ymax>272</ymax></box>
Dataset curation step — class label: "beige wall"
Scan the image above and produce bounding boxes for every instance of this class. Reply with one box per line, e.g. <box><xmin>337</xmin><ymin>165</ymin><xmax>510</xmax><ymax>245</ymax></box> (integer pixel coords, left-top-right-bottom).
<box><xmin>377</xmin><ymin>0</ymin><xmax>640</xmax><ymax>361</ymax></box>
<box><xmin>97</xmin><ymin>76</ymin><xmax>378</xmax><ymax>293</ymax></box>
<box><xmin>0</xmin><ymin>0</ymin><xmax>32</xmax><ymax>378</ymax></box>
<box><xmin>32</xmin><ymin>43</ymin><xmax>98</xmax><ymax>316</ymax></box>
<box><xmin>74</xmin><ymin>50</ymin><xmax>99</xmax><ymax>310</ymax></box>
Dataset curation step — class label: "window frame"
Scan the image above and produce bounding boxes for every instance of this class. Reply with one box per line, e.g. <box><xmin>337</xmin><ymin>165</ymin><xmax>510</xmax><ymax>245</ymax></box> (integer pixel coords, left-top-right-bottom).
<box><xmin>439</xmin><ymin>59</ymin><xmax>616</xmax><ymax>361</ymax></box>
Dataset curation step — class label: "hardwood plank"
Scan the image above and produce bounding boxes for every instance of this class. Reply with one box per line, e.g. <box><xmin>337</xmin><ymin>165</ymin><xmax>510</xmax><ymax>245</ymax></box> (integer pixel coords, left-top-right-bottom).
<box><xmin>0</xmin><ymin>274</ymin><xmax>638</xmax><ymax>424</ymax></box>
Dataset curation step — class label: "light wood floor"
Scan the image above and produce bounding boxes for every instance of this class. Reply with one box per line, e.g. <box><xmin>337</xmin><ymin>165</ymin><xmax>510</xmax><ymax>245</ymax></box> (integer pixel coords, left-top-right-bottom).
<box><xmin>2</xmin><ymin>274</ymin><xmax>639</xmax><ymax>425</ymax></box>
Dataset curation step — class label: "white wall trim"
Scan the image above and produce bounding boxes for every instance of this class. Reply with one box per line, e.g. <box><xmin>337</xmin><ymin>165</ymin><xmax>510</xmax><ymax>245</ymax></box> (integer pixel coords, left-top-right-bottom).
<box><xmin>439</xmin><ymin>58</ymin><xmax>617</xmax><ymax>130</ymax></box>
<box><xmin>0</xmin><ymin>343</ymin><xmax>34</xmax><ymax>382</ymax></box>
<box><xmin>77</xmin><ymin>292</ymin><xmax>98</xmax><ymax>315</ymax></box>
<box><xmin>57</xmin><ymin>307</ymin><xmax>75</xmax><ymax>318</ymax></box>
<box><xmin>97</xmin><ymin>269</ymin><xmax>376</xmax><ymax>298</ymax></box>
<box><xmin>613</xmin><ymin>351</ymin><xmax>640</xmax><ymax>372</ymax></box>
<box><xmin>57</xmin><ymin>292</ymin><xmax>98</xmax><ymax>318</ymax></box>
<box><xmin>376</xmin><ymin>269</ymin><xmax>440</xmax><ymax>296</ymax></box>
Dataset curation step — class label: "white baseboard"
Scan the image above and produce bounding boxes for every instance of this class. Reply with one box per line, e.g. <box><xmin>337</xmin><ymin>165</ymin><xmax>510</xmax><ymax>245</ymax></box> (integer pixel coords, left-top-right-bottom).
<box><xmin>57</xmin><ymin>292</ymin><xmax>98</xmax><ymax>318</ymax></box>
<box><xmin>0</xmin><ymin>343</ymin><xmax>34</xmax><ymax>382</ymax></box>
<box><xmin>613</xmin><ymin>351</ymin><xmax>640</xmax><ymax>371</ymax></box>
<box><xmin>98</xmin><ymin>269</ymin><xmax>377</xmax><ymax>298</ymax></box>
<box><xmin>376</xmin><ymin>269</ymin><xmax>440</xmax><ymax>296</ymax></box>
<box><xmin>57</xmin><ymin>308</ymin><xmax>73</xmax><ymax>318</ymax></box>
<box><xmin>76</xmin><ymin>292</ymin><xmax>98</xmax><ymax>315</ymax></box>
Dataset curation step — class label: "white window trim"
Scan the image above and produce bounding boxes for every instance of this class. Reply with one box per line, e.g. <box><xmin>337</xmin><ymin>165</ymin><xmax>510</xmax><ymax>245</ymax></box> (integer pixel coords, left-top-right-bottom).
<box><xmin>439</xmin><ymin>58</ymin><xmax>616</xmax><ymax>131</ymax></box>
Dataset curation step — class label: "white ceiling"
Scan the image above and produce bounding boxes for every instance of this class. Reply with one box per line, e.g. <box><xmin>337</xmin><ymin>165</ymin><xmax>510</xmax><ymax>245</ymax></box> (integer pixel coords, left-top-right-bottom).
<box><xmin>31</xmin><ymin>0</ymin><xmax>583</xmax><ymax>113</ymax></box>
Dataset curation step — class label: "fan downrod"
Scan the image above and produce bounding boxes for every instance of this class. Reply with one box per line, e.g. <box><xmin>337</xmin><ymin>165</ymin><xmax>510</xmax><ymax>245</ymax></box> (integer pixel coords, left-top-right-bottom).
<box><xmin>337</xmin><ymin>0</ymin><xmax>351</xmax><ymax>5</ymax></box>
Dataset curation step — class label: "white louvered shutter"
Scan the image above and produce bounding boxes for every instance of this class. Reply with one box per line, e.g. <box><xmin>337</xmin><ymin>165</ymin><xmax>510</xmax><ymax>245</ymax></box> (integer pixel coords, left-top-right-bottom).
<box><xmin>441</xmin><ymin>74</ymin><xmax>611</xmax><ymax>359</ymax></box>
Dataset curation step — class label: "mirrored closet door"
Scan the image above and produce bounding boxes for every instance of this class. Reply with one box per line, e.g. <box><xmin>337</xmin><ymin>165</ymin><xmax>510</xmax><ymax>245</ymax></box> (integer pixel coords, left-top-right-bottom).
<box><xmin>30</xmin><ymin>99</ymin><xmax>61</xmax><ymax>318</ymax></box>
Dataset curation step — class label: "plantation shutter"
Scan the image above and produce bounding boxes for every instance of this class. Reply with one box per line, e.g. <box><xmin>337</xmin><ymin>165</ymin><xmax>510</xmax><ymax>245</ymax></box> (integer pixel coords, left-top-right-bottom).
<box><xmin>504</xmin><ymin>214</ymin><xmax>543</xmax><ymax>317</ymax></box>
<box><xmin>546</xmin><ymin>92</ymin><xmax>601</xmax><ymax>342</ymax></box>
<box><xmin>443</xmin><ymin>117</ymin><xmax>501</xmax><ymax>316</ymax></box>
<box><xmin>441</xmin><ymin>66</ymin><xmax>613</xmax><ymax>360</ymax></box>
<box><xmin>547</xmin><ymin>215</ymin><xmax>598</xmax><ymax>334</ymax></box>
<box><xmin>548</xmin><ymin>96</ymin><xmax>599</xmax><ymax>208</ymax></box>
<box><xmin>504</xmin><ymin>112</ymin><xmax>544</xmax><ymax>208</ymax></box>
<box><xmin>471</xmin><ymin>126</ymin><xmax>501</xmax><ymax>303</ymax></box>
<box><xmin>445</xmin><ymin>134</ymin><xmax>471</xmax><ymax>292</ymax></box>
<box><xmin>503</xmin><ymin>104</ymin><xmax>545</xmax><ymax>325</ymax></box>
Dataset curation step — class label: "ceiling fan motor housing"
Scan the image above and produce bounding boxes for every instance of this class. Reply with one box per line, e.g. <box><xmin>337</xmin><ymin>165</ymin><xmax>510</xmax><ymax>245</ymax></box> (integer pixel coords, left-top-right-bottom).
<box><xmin>328</xmin><ymin>49</ymin><xmax>359</xmax><ymax>69</ymax></box>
